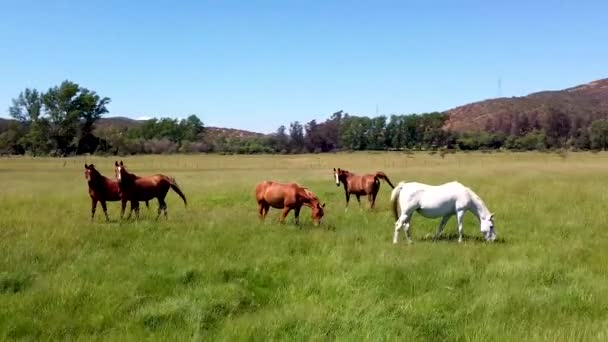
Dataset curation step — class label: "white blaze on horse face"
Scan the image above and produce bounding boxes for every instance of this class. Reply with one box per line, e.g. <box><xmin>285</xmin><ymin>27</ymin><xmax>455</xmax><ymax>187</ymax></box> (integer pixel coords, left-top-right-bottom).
<box><xmin>335</xmin><ymin>172</ymin><xmax>339</xmax><ymax>186</ymax></box>
<box><xmin>116</xmin><ymin>166</ymin><xmax>122</xmax><ymax>181</ymax></box>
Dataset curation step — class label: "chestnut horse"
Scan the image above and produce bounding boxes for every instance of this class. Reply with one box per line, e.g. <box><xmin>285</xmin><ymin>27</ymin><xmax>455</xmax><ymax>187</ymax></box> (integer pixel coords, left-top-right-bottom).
<box><xmin>114</xmin><ymin>161</ymin><xmax>187</xmax><ymax>220</ymax></box>
<box><xmin>333</xmin><ymin>168</ymin><xmax>395</xmax><ymax>209</ymax></box>
<box><xmin>84</xmin><ymin>163</ymin><xmax>148</xmax><ymax>221</ymax></box>
<box><xmin>255</xmin><ymin>181</ymin><xmax>325</xmax><ymax>225</ymax></box>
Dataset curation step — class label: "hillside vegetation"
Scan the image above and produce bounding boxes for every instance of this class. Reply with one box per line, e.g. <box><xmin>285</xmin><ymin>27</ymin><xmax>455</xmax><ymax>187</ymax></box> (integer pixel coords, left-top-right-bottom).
<box><xmin>3</xmin><ymin>78</ymin><xmax>608</xmax><ymax>155</ymax></box>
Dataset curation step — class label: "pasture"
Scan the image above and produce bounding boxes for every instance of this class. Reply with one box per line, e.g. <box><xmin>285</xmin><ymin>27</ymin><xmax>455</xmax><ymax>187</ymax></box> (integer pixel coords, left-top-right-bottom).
<box><xmin>1</xmin><ymin>152</ymin><xmax>607</xmax><ymax>340</ymax></box>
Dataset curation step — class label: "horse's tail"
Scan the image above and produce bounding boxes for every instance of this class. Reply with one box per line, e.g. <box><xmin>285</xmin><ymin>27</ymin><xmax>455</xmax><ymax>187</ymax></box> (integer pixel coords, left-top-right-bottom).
<box><xmin>168</xmin><ymin>177</ymin><xmax>187</xmax><ymax>207</ymax></box>
<box><xmin>375</xmin><ymin>171</ymin><xmax>395</xmax><ymax>189</ymax></box>
<box><xmin>390</xmin><ymin>183</ymin><xmax>405</xmax><ymax>220</ymax></box>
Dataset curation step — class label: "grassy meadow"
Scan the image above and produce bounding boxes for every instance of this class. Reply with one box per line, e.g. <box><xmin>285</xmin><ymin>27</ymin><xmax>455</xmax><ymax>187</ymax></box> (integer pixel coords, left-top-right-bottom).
<box><xmin>1</xmin><ymin>151</ymin><xmax>608</xmax><ymax>341</ymax></box>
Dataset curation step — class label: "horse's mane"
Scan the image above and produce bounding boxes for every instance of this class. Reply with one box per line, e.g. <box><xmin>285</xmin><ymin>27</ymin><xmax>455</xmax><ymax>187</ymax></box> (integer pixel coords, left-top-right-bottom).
<box><xmin>298</xmin><ymin>187</ymin><xmax>319</xmax><ymax>203</ymax></box>
<box><xmin>87</xmin><ymin>165</ymin><xmax>110</xmax><ymax>184</ymax></box>
<box><xmin>119</xmin><ymin>166</ymin><xmax>139</xmax><ymax>184</ymax></box>
<box><xmin>464</xmin><ymin>186</ymin><xmax>490</xmax><ymax>217</ymax></box>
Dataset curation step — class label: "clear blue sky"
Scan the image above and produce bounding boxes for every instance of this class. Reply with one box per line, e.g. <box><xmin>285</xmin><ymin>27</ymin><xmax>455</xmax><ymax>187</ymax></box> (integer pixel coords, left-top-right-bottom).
<box><xmin>1</xmin><ymin>0</ymin><xmax>606</xmax><ymax>133</ymax></box>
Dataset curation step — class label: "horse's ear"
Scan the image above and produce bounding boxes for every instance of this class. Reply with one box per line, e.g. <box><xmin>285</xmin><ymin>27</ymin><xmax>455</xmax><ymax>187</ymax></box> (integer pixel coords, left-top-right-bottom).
<box><xmin>119</xmin><ymin>160</ymin><xmax>124</xmax><ymax>166</ymax></box>
<box><xmin>114</xmin><ymin>161</ymin><xmax>118</xmax><ymax>167</ymax></box>
<box><xmin>333</xmin><ymin>168</ymin><xmax>336</xmax><ymax>171</ymax></box>
<box><xmin>84</xmin><ymin>163</ymin><xmax>88</xmax><ymax>168</ymax></box>
<box><xmin>322</xmin><ymin>203</ymin><xmax>326</xmax><ymax>208</ymax></box>
<box><xmin>490</xmin><ymin>213</ymin><xmax>495</xmax><ymax>219</ymax></box>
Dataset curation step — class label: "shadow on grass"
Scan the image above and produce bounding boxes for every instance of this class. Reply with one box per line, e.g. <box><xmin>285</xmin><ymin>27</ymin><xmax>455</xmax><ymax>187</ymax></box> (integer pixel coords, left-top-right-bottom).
<box><xmin>419</xmin><ymin>232</ymin><xmax>507</xmax><ymax>244</ymax></box>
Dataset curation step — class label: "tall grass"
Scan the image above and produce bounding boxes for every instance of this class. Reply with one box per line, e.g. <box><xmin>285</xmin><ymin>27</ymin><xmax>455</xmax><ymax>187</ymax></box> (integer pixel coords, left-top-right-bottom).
<box><xmin>1</xmin><ymin>152</ymin><xmax>607</xmax><ymax>340</ymax></box>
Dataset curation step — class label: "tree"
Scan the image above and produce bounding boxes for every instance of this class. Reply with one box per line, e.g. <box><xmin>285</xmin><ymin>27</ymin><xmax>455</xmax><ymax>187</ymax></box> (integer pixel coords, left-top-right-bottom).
<box><xmin>304</xmin><ymin>119</ymin><xmax>320</xmax><ymax>152</ymax></box>
<box><xmin>289</xmin><ymin>121</ymin><xmax>305</xmax><ymax>152</ymax></box>
<box><xmin>544</xmin><ymin>111</ymin><xmax>571</xmax><ymax>148</ymax></box>
<box><xmin>368</xmin><ymin>116</ymin><xmax>387</xmax><ymax>150</ymax></box>
<box><xmin>9</xmin><ymin>88</ymin><xmax>42</xmax><ymax>122</ymax></box>
<box><xmin>273</xmin><ymin>125</ymin><xmax>289</xmax><ymax>153</ymax></box>
<box><xmin>42</xmin><ymin>80</ymin><xmax>110</xmax><ymax>155</ymax></box>
<box><xmin>8</xmin><ymin>88</ymin><xmax>51</xmax><ymax>155</ymax></box>
<box><xmin>589</xmin><ymin>119</ymin><xmax>608</xmax><ymax>150</ymax></box>
<box><xmin>0</xmin><ymin>122</ymin><xmax>25</xmax><ymax>154</ymax></box>
<box><xmin>181</xmin><ymin>115</ymin><xmax>204</xmax><ymax>141</ymax></box>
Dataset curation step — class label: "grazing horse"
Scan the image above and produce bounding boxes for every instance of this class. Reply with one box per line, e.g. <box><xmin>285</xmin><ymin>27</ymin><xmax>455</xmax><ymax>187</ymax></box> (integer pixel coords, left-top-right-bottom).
<box><xmin>84</xmin><ymin>164</ymin><xmax>148</xmax><ymax>221</ymax></box>
<box><xmin>333</xmin><ymin>168</ymin><xmax>395</xmax><ymax>209</ymax></box>
<box><xmin>114</xmin><ymin>161</ymin><xmax>187</xmax><ymax>220</ymax></box>
<box><xmin>390</xmin><ymin>181</ymin><xmax>497</xmax><ymax>244</ymax></box>
<box><xmin>255</xmin><ymin>181</ymin><xmax>326</xmax><ymax>225</ymax></box>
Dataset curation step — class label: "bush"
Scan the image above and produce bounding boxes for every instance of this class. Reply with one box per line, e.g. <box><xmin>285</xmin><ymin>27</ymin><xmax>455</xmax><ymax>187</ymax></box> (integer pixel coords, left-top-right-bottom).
<box><xmin>143</xmin><ymin>139</ymin><xmax>178</xmax><ymax>154</ymax></box>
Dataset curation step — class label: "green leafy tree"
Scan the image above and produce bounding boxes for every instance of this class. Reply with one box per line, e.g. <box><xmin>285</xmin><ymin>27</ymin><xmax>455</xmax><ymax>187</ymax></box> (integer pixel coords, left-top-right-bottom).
<box><xmin>181</xmin><ymin>115</ymin><xmax>204</xmax><ymax>141</ymax></box>
<box><xmin>8</xmin><ymin>88</ymin><xmax>51</xmax><ymax>155</ymax></box>
<box><xmin>589</xmin><ymin>119</ymin><xmax>608</xmax><ymax>150</ymax></box>
<box><xmin>42</xmin><ymin>80</ymin><xmax>110</xmax><ymax>155</ymax></box>
<box><xmin>289</xmin><ymin>121</ymin><xmax>305</xmax><ymax>152</ymax></box>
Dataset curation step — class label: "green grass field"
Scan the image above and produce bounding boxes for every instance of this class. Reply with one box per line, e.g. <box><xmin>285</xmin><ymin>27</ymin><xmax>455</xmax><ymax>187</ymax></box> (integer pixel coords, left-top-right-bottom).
<box><xmin>1</xmin><ymin>152</ymin><xmax>608</xmax><ymax>341</ymax></box>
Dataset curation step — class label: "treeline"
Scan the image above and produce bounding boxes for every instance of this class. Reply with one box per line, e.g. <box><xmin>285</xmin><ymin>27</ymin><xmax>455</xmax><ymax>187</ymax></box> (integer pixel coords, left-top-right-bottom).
<box><xmin>214</xmin><ymin>110</ymin><xmax>608</xmax><ymax>154</ymax></box>
<box><xmin>0</xmin><ymin>81</ymin><xmax>205</xmax><ymax>156</ymax></box>
<box><xmin>3</xmin><ymin>80</ymin><xmax>608</xmax><ymax>155</ymax></box>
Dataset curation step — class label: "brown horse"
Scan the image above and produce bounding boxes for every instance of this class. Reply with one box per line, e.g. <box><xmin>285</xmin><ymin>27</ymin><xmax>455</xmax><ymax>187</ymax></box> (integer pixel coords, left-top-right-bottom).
<box><xmin>333</xmin><ymin>168</ymin><xmax>395</xmax><ymax>209</ymax></box>
<box><xmin>114</xmin><ymin>160</ymin><xmax>187</xmax><ymax>220</ymax></box>
<box><xmin>84</xmin><ymin>163</ymin><xmax>148</xmax><ymax>221</ymax></box>
<box><xmin>255</xmin><ymin>181</ymin><xmax>326</xmax><ymax>225</ymax></box>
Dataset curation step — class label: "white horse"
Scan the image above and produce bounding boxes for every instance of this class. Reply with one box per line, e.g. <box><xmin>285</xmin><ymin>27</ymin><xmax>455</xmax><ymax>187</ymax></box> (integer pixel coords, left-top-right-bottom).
<box><xmin>390</xmin><ymin>181</ymin><xmax>496</xmax><ymax>244</ymax></box>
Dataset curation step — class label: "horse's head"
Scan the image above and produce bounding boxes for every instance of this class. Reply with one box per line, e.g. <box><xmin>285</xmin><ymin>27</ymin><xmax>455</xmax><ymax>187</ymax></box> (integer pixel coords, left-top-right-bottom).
<box><xmin>333</xmin><ymin>168</ymin><xmax>346</xmax><ymax>187</ymax></box>
<box><xmin>114</xmin><ymin>160</ymin><xmax>125</xmax><ymax>183</ymax></box>
<box><xmin>311</xmin><ymin>202</ymin><xmax>326</xmax><ymax>226</ymax></box>
<box><xmin>480</xmin><ymin>213</ymin><xmax>497</xmax><ymax>241</ymax></box>
<box><xmin>84</xmin><ymin>163</ymin><xmax>99</xmax><ymax>182</ymax></box>
<box><xmin>84</xmin><ymin>163</ymin><xmax>92</xmax><ymax>181</ymax></box>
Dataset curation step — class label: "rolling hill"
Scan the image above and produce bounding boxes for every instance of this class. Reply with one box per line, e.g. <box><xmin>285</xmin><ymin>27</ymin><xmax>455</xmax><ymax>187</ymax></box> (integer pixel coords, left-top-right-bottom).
<box><xmin>444</xmin><ymin>78</ymin><xmax>608</xmax><ymax>133</ymax></box>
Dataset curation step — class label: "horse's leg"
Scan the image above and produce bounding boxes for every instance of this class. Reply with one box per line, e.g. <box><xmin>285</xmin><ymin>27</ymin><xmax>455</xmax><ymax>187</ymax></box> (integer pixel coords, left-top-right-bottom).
<box><xmin>404</xmin><ymin>216</ymin><xmax>412</xmax><ymax>243</ymax></box>
<box><xmin>100</xmin><ymin>200</ymin><xmax>109</xmax><ymax>222</ymax></box>
<box><xmin>344</xmin><ymin>186</ymin><xmax>350</xmax><ymax>208</ymax></box>
<box><xmin>262</xmin><ymin>204</ymin><xmax>270</xmax><ymax>219</ymax></box>
<box><xmin>294</xmin><ymin>206</ymin><xmax>301</xmax><ymax>226</ymax></box>
<box><xmin>355</xmin><ymin>195</ymin><xmax>361</xmax><ymax>208</ymax></box>
<box><xmin>393</xmin><ymin>213</ymin><xmax>406</xmax><ymax>244</ymax></box>
<box><xmin>258</xmin><ymin>202</ymin><xmax>265</xmax><ymax>221</ymax></box>
<box><xmin>132</xmin><ymin>201</ymin><xmax>140</xmax><ymax>219</ymax></box>
<box><xmin>371</xmin><ymin>190</ymin><xmax>378</xmax><ymax>209</ymax></box>
<box><xmin>456</xmin><ymin>210</ymin><xmax>465</xmax><ymax>243</ymax></box>
<box><xmin>156</xmin><ymin>198</ymin><xmax>167</xmax><ymax>220</ymax></box>
<box><xmin>264</xmin><ymin>205</ymin><xmax>270</xmax><ymax>217</ymax></box>
<box><xmin>91</xmin><ymin>198</ymin><xmax>98</xmax><ymax>221</ymax></box>
<box><xmin>394</xmin><ymin>210</ymin><xmax>414</xmax><ymax>244</ymax></box>
<box><xmin>434</xmin><ymin>215</ymin><xmax>450</xmax><ymax>240</ymax></box>
<box><xmin>279</xmin><ymin>208</ymin><xmax>291</xmax><ymax>224</ymax></box>
<box><xmin>120</xmin><ymin>198</ymin><xmax>127</xmax><ymax>220</ymax></box>
<box><xmin>126</xmin><ymin>201</ymin><xmax>135</xmax><ymax>220</ymax></box>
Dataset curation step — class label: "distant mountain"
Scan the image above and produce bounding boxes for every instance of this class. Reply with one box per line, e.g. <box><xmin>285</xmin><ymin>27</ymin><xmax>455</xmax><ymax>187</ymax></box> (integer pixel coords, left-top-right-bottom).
<box><xmin>95</xmin><ymin>117</ymin><xmax>142</xmax><ymax>130</ymax></box>
<box><xmin>444</xmin><ymin>78</ymin><xmax>608</xmax><ymax>133</ymax></box>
